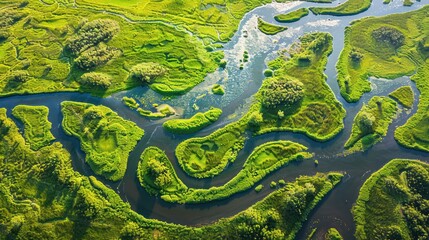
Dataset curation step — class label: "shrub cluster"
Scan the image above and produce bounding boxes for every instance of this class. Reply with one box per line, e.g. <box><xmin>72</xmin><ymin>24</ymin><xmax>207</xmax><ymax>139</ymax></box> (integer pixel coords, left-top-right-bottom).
<box><xmin>130</xmin><ymin>62</ymin><xmax>168</xmax><ymax>84</ymax></box>
<box><xmin>74</xmin><ymin>44</ymin><xmax>120</xmax><ymax>71</ymax></box>
<box><xmin>261</xmin><ymin>77</ymin><xmax>304</xmax><ymax>109</ymax></box>
<box><xmin>372</xmin><ymin>26</ymin><xmax>405</xmax><ymax>49</ymax></box>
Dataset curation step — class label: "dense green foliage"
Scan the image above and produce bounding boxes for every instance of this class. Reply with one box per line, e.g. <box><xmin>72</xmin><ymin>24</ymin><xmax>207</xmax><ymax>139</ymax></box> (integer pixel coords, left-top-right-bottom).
<box><xmin>129</xmin><ymin>62</ymin><xmax>167</xmax><ymax>84</ymax></box>
<box><xmin>353</xmin><ymin>159</ymin><xmax>429</xmax><ymax>240</ymax></box>
<box><xmin>257</xmin><ymin>18</ymin><xmax>287</xmax><ymax>35</ymax></box>
<box><xmin>345</xmin><ymin>96</ymin><xmax>398</xmax><ymax>153</ymax></box>
<box><xmin>260</xmin><ymin>77</ymin><xmax>304</xmax><ymax>110</ymax></box>
<box><xmin>121</xmin><ymin>96</ymin><xmax>139</xmax><ymax>109</ymax></box>
<box><xmin>137</xmin><ymin>147</ymin><xmax>187</xmax><ymax>196</ymax></box>
<box><xmin>11</xmin><ymin>105</ymin><xmax>55</xmax><ymax>150</ymax></box>
<box><xmin>79</xmin><ymin>72</ymin><xmax>112</xmax><ymax>90</ymax></box>
<box><xmin>325</xmin><ymin>228</ymin><xmax>343</xmax><ymax>240</ymax></box>
<box><xmin>389</xmin><ymin>86</ymin><xmax>414</xmax><ymax>108</ymax></box>
<box><xmin>310</xmin><ymin>0</ymin><xmax>371</xmax><ymax>16</ymax></box>
<box><xmin>163</xmin><ymin>107</ymin><xmax>222</xmax><ymax>134</ymax></box>
<box><xmin>61</xmin><ymin>101</ymin><xmax>144</xmax><ymax>181</ymax></box>
<box><xmin>0</xmin><ymin>0</ymin><xmax>224</xmax><ymax>97</ymax></box>
<box><xmin>274</xmin><ymin>8</ymin><xmax>309</xmax><ymax>23</ymax></box>
<box><xmin>372</xmin><ymin>26</ymin><xmax>405</xmax><ymax>49</ymax></box>
<box><xmin>139</xmin><ymin>141</ymin><xmax>312</xmax><ymax>203</ymax></box>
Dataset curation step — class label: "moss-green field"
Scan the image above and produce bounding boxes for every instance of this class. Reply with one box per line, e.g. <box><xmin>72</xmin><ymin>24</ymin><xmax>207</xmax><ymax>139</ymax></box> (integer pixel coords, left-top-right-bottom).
<box><xmin>310</xmin><ymin>0</ymin><xmax>371</xmax><ymax>16</ymax></box>
<box><xmin>275</xmin><ymin>8</ymin><xmax>310</xmax><ymax>23</ymax></box>
<box><xmin>389</xmin><ymin>86</ymin><xmax>414</xmax><ymax>108</ymax></box>
<box><xmin>163</xmin><ymin>107</ymin><xmax>222</xmax><ymax>134</ymax></box>
<box><xmin>257</xmin><ymin>17</ymin><xmax>287</xmax><ymax>35</ymax></box>
<box><xmin>61</xmin><ymin>101</ymin><xmax>144</xmax><ymax>181</ymax></box>
<box><xmin>354</xmin><ymin>159</ymin><xmax>429</xmax><ymax>239</ymax></box>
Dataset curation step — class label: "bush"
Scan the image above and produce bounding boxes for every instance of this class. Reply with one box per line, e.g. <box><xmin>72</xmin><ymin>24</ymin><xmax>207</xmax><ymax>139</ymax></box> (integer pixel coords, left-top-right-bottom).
<box><xmin>7</xmin><ymin>70</ymin><xmax>29</xmax><ymax>83</ymax></box>
<box><xmin>130</xmin><ymin>62</ymin><xmax>167</xmax><ymax>84</ymax></box>
<box><xmin>349</xmin><ymin>48</ymin><xmax>363</xmax><ymax>62</ymax></box>
<box><xmin>261</xmin><ymin>77</ymin><xmax>304</xmax><ymax>110</ymax></box>
<box><xmin>372</xmin><ymin>26</ymin><xmax>405</xmax><ymax>49</ymax></box>
<box><xmin>79</xmin><ymin>72</ymin><xmax>112</xmax><ymax>89</ymax></box>
<box><xmin>255</xmin><ymin>184</ymin><xmax>263</xmax><ymax>192</ymax></box>
<box><xmin>74</xmin><ymin>45</ymin><xmax>120</xmax><ymax>70</ymax></box>
<box><xmin>66</xmin><ymin>19</ymin><xmax>120</xmax><ymax>56</ymax></box>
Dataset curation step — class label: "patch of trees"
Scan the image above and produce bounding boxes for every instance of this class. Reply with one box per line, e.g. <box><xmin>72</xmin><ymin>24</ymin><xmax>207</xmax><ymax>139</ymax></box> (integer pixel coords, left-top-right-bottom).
<box><xmin>260</xmin><ymin>77</ymin><xmax>304</xmax><ymax>110</ymax></box>
<box><xmin>372</xmin><ymin>26</ymin><xmax>405</xmax><ymax>49</ymax></box>
<box><xmin>79</xmin><ymin>72</ymin><xmax>112</xmax><ymax>89</ymax></box>
<box><xmin>66</xmin><ymin>19</ymin><xmax>120</xmax><ymax>71</ymax></box>
<box><xmin>130</xmin><ymin>62</ymin><xmax>167</xmax><ymax>84</ymax></box>
<box><xmin>357</xmin><ymin>112</ymin><xmax>375</xmax><ymax>134</ymax></box>
<box><xmin>349</xmin><ymin>48</ymin><xmax>363</xmax><ymax>62</ymax></box>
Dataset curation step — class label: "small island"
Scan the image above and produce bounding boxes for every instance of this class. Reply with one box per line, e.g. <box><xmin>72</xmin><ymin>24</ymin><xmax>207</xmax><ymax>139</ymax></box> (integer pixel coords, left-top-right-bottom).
<box><xmin>163</xmin><ymin>107</ymin><xmax>222</xmax><ymax>134</ymax></box>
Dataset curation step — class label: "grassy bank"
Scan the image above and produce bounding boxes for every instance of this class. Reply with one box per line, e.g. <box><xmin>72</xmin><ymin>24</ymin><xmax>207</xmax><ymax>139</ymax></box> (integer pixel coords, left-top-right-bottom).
<box><xmin>275</xmin><ymin>8</ymin><xmax>309</xmax><ymax>23</ymax></box>
<box><xmin>11</xmin><ymin>105</ymin><xmax>55</xmax><ymax>150</ymax></box>
<box><xmin>139</xmin><ymin>141</ymin><xmax>313</xmax><ymax>203</ymax></box>
<box><xmin>344</xmin><ymin>96</ymin><xmax>398</xmax><ymax>153</ymax></box>
<box><xmin>163</xmin><ymin>107</ymin><xmax>222</xmax><ymax>134</ymax></box>
<box><xmin>353</xmin><ymin>159</ymin><xmax>429</xmax><ymax>239</ymax></box>
<box><xmin>61</xmin><ymin>101</ymin><xmax>144</xmax><ymax>181</ymax></box>
<box><xmin>389</xmin><ymin>86</ymin><xmax>414</xmax><ymax>108</ymax></box>
<box><xmin>310</xmin><ymin>0</ymin><xmax>371</xmax><ymax>16</ymax></box>
<box><xmin>257</xmin><ymin>18</ymin><xmax>287</xmax><ymax>35</ymax></box>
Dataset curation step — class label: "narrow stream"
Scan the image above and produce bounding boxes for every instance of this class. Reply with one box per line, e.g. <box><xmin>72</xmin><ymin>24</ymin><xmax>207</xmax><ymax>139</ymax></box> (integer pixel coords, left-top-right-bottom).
<box><xmin>1</xmin><ymin>1</ymin><xmax>428</xmax><ymax>239</ymax></box>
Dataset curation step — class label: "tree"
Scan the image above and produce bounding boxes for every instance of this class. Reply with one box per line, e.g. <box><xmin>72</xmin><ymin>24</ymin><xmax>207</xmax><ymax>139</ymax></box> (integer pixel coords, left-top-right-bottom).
<box><xmin>358</xmin><ymin>112</ymin><xmax>375</xmax><ymax>134</ymax></box>
<box><xmin>79</xmin><ymin>72</ymin><xmax>112</xmax><ymax>89</ymax></box>
<box><xmin>372</xmin><ymin>26</ymin><xmax>405</xmax><ymax>49</ymax></box>
<box><xmin>260</xmin><ymin>77</ymin><xmax>304</xmax><ymax>110</ymax></box>
<box><xmin>248</xmin><ymin>112</ymin><xmax>263</xmax><ymax>131</ymax></box>
<box><xmin>74</xmin><ymin>44</ymin><xmax>120</xmax><ymax>70</ymax></box>
<box><xmin>349</xmin><ymin>48</ymin><xmax>363</xmax><ymax>62</ymax></box>
<box><xmin>130</xmin><ymin>63</ymin><xmax>167</xmax><ymax>84</ymax></box>
<box><xmin>147</xmin><ymin>159</ymin><xmax>172</xmax><ymax>188</ymax></box>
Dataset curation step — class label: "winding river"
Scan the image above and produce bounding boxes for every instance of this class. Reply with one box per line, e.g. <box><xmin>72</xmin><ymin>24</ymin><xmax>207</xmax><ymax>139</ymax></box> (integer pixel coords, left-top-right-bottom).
<box><xmin>2</xmin><ymin>1</ymin><xmax>429</xmax><ymax>239</ymax></box>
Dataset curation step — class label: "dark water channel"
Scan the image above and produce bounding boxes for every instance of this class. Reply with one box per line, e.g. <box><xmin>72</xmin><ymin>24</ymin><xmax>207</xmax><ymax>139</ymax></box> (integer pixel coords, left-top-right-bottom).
<box><xmin>1</xmin><ymin>1</ymin><xmax>429</xmax><ymax>239</ymax></box>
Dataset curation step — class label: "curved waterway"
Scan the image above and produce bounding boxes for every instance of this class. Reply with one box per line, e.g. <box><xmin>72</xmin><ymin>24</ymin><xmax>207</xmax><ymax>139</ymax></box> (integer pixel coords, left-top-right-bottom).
<box><xmin>2</xmin><ymin>1</ymin><xmax>429</xmax><ymax>239</ymax></box>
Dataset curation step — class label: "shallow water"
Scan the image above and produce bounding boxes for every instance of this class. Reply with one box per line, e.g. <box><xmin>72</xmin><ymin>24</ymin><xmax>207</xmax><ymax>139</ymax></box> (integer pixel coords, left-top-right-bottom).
<box><xmin>1</xmin><ymin>1</ymin><xmax>429</xmax><ymax>239</ymax></box>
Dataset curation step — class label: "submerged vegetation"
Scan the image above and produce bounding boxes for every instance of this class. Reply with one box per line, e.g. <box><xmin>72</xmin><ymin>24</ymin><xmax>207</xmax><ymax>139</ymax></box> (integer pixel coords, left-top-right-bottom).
<box><xmin>354</xmin><ymin>159</ymin><xmax>429</xmax><ymax>240</ymax></box>
<box><xmin>345</xmin><ymin>96</ymin><xmax>398</xmax><ymax>153</ymax></box>
<box><xmin>12</xmin><ymin>105</ymin><xmax>55</xmax><ymax>150</ymax></box>
<box><xmin>257</xmin><ymin>18</ymin><xmax>287</xmax><ymax>35</ymax></box>
<box><xmin>139</xmin><ymin>141</ymin><xmax>313</xmax><ymax>203</ymax></box>
<box><xmin>61</xmin><ymin>101</ymin><xmax>144</xmax><ymax>181</ymax></box>
<box><xmin>163</xmin><ymin>107</ymin><xmax>222</xmax><ymax>134</ymax></box>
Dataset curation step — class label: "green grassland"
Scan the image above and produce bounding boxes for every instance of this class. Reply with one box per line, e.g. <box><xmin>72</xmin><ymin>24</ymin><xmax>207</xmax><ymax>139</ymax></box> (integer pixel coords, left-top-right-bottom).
<box><xmin>176</xmin><ymin>32</ymin><xmax>345</xmax><ymax>178</ymax></box>
<box><xmin>274</xmin><ymin>8</ymin><xmax>310</xmax><ymax>23</ymax></box>
<box><xmin>0</xmin><ymin>109</ymin><xmax>342</xmax><ymax>238</ymax></box>
<box><xmin>335</xmin><ymin>6</ymin><xmax>429</xmax><ymax>152</ymax></box>
<box><xmin>163</xmin><ymin>107</ymin><xmax>222</xmax><ymax>134</ymax></box>
<box><xmin>336</xmin><ymin>6</ymin><xmax>427</xmax><ymax>102</ymax></box>
<box><xmin>11</xmin><ymin>105</ymin><xmax>55</xmax><ymax>150</ymax></box>
<box><xmin>389</xmin><ymin>86</ymin><xmax>414</xmax><ymax>108</ymax></box>
<box><xmin>257</xmin><ymin>18</ymin><xmax>287</xmax><ymax>35</ymax></box>
<box><xmin>310</xmin><ymin>0</ymin><xmax>371</xmax><ymax>16</ymax></box>
<box><xmin>0</xmin><ymin>0</ymin><xmax>224</xmax><ymax>97</ymax></box>
<box><xmin>139</xmin><ymin>141</ymin><xmax>313</xmax><ymax>203</ymax></box>
<box><xmin>61</xmin><ymin>101</ymin><xmax>144</xmax><ymax>181</ymax></box>
<box><xmin>74</xmin><ymin>0</ymin><xmax>273</xmax><ymax>41</ymax></box>
<box><xmin>353</xmin><ymin>159</ymin><xmax>429</xmax><ymax>240</ymax></box>
<box><xmin>344</xmin><ymin>96</ymin><xmax>398</xmax><ymax>153</ymax></box>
